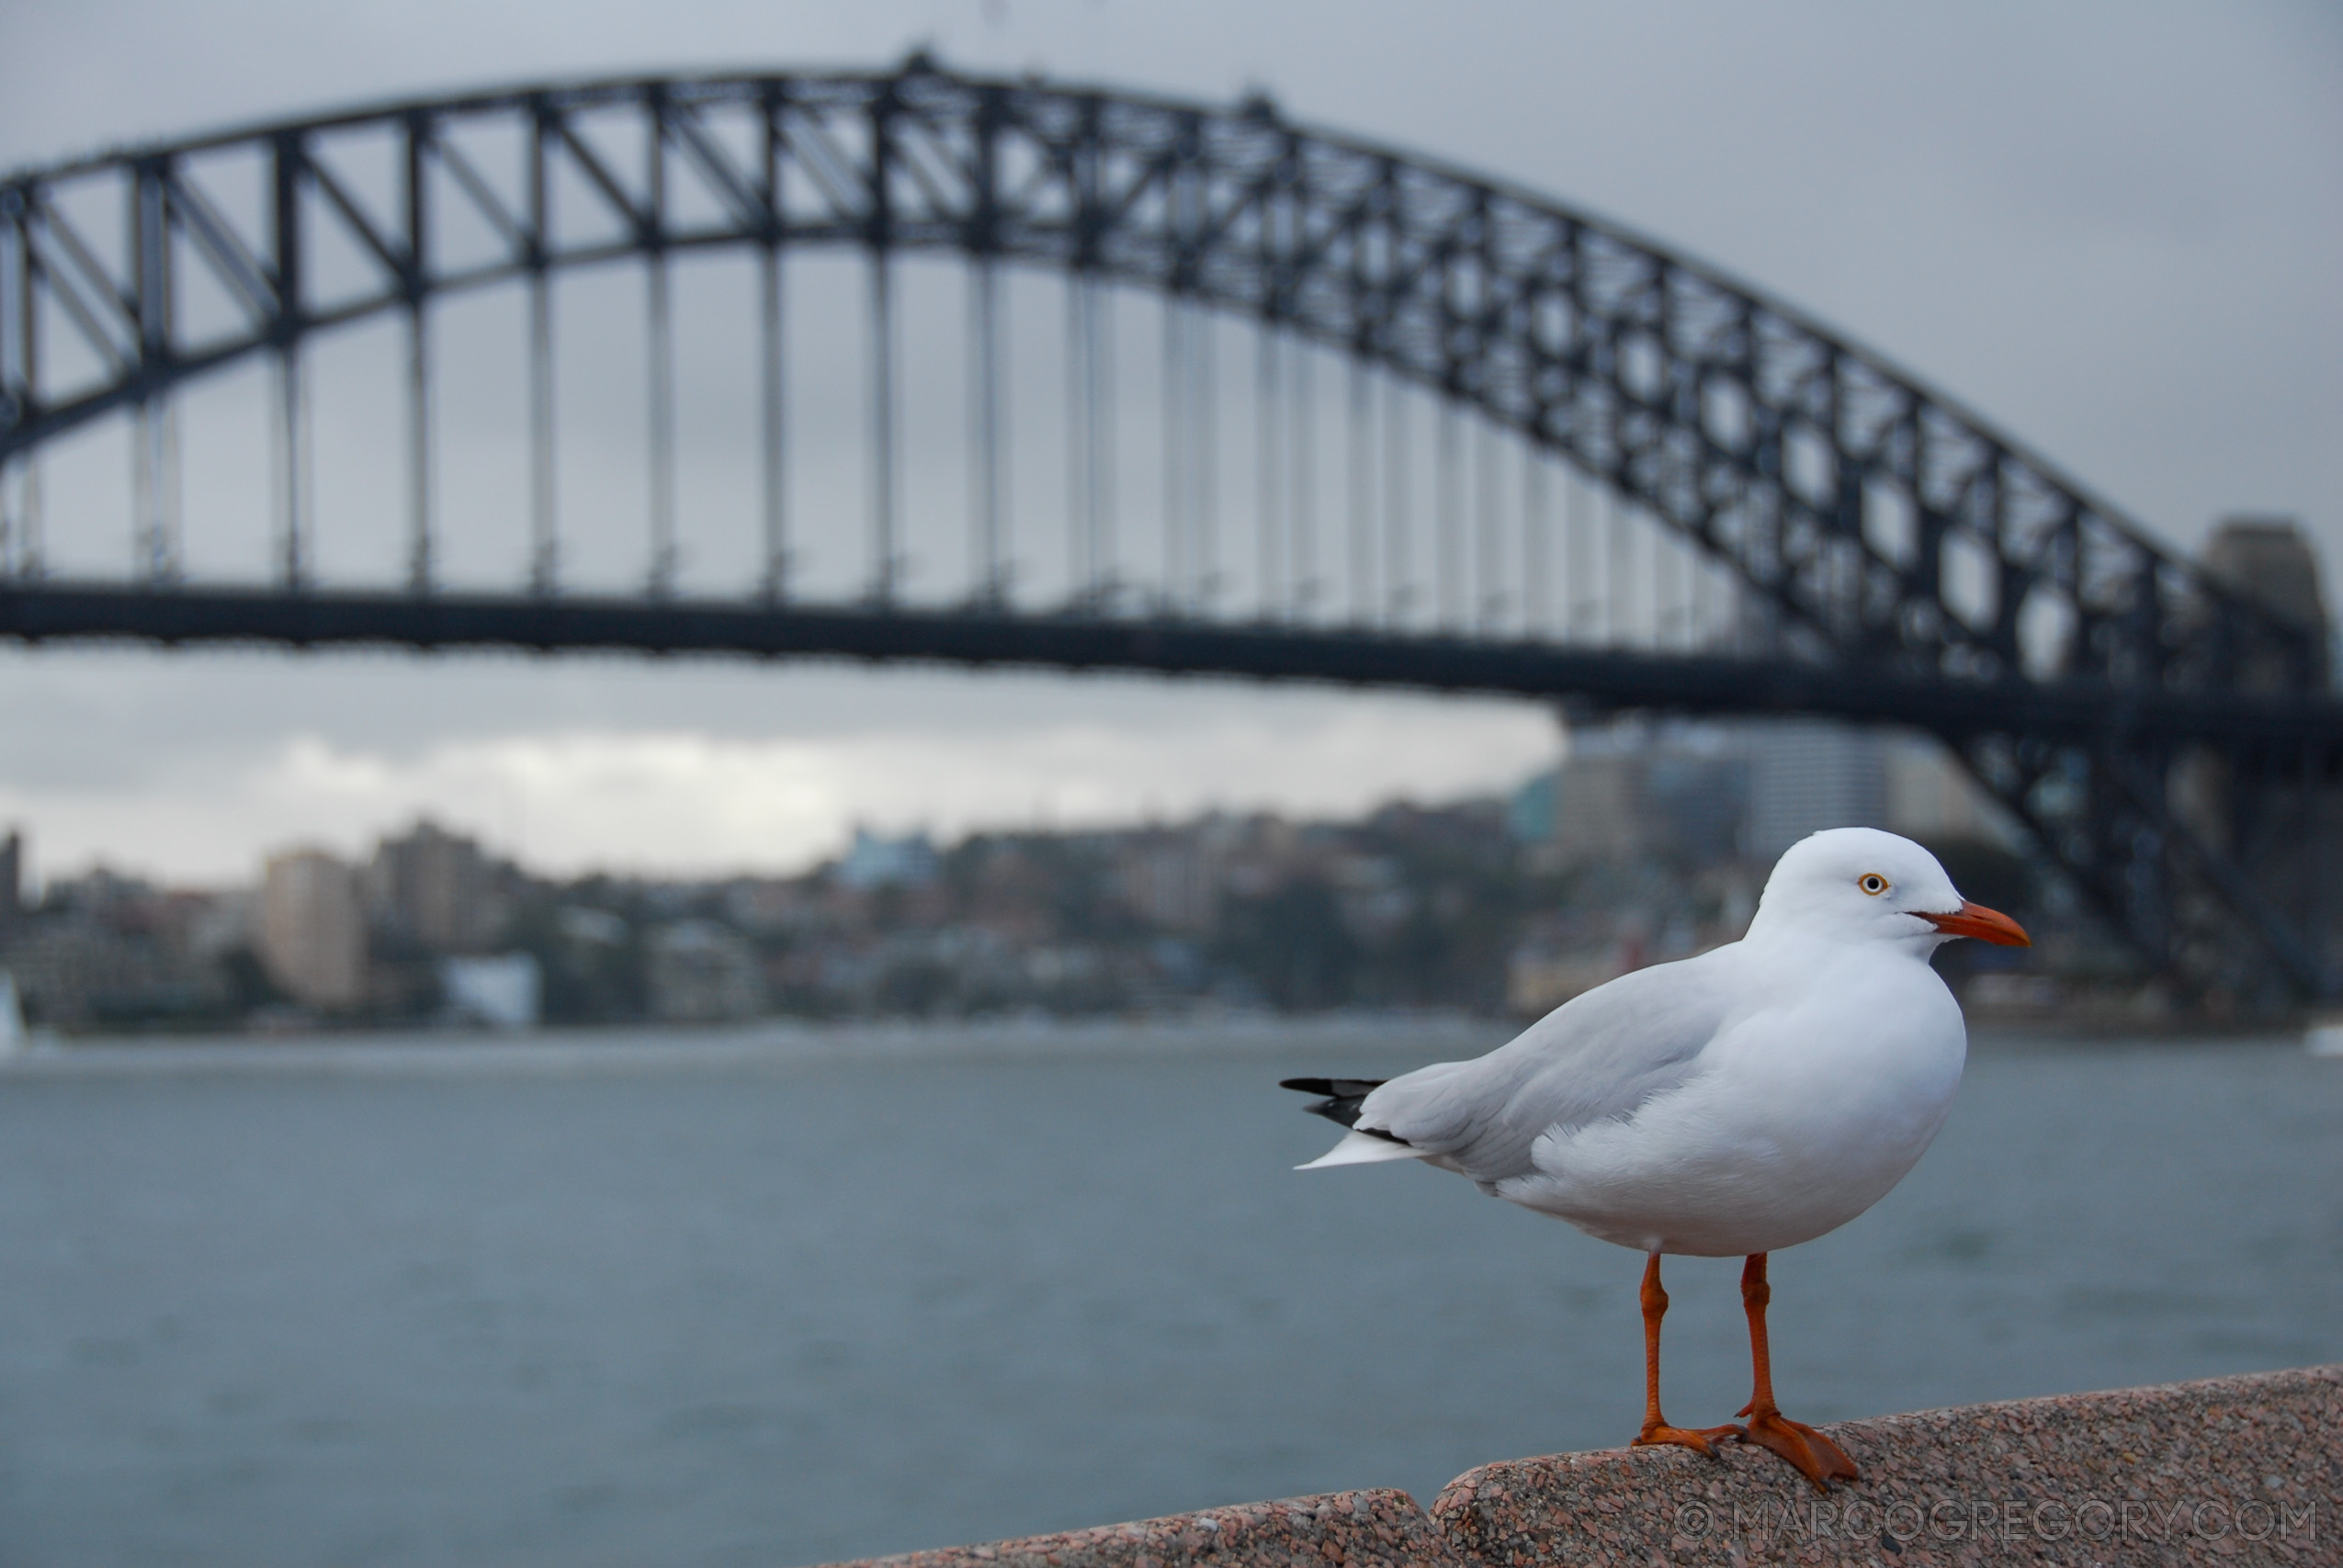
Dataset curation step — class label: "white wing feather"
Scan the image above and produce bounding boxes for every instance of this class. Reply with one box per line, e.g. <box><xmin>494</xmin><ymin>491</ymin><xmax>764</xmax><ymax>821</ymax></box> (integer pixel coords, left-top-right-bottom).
<box><xmin>1319</xmin><ymin>946</ymin><xmax>1746</xmax><ymax>1187</ymax></box>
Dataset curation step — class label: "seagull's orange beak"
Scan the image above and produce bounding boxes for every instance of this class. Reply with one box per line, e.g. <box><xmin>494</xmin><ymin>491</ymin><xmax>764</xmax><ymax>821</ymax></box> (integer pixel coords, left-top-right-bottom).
<box><xmin>1923</xmin><ymin>901</ymin><xmax>2031</xmax><ymax>946</ymax></box>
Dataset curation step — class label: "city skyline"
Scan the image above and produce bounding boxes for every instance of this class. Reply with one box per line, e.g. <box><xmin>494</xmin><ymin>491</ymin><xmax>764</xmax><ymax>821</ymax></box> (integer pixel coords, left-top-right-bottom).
<box><xmin>0</xmin><ymin>718</ymin><xmax>2032</xmax><ymax>1032</ymax></box>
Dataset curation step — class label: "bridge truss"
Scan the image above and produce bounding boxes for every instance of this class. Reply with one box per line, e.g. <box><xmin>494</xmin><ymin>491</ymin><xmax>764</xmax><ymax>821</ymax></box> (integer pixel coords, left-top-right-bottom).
<box><xmin>2</xmin><ymin>61</ymin><xmax>2337</xmax><ymax>1007</ymax></box>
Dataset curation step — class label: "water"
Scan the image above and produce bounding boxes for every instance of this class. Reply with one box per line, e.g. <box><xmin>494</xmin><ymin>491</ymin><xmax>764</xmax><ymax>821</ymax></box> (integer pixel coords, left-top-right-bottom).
<box><xmin>3</xmin><ymin>1025</ymin><xmax>2339</xmax><ymax>1567</ymax></box>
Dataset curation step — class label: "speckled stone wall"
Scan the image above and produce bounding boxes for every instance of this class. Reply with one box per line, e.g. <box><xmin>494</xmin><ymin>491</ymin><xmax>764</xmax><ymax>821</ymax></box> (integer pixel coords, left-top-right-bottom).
<box><xmin>832</xmin><ymin>1489</ymin><xmax>1451</xmax><ymax>1568</ymax></box>
<box><xmin>1432</xmin><ymin>1365</ymin><xmax>2338</xmax><ymax>1566</ymax></box>
<box><xmin>823</xmin><ymin>1366</ymin><xmax>2339</xmax><ymax>1568</ymax></box>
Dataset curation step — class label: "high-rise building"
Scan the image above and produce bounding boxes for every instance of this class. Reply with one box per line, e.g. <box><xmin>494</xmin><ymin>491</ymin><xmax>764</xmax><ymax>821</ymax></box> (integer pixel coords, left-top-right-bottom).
<box><xmin>1549</xmin><ymin>743</ymin><xmax>1652</xmax><ymax>866</ymax></box>
<box><xmin>2202</xmin><ymin>515</ymin><xmax>2327</xmax><ymax>688</ymax></box>
<box><xmin>1883</xmin><ymin>737</ymin><xmax>2010</xmax><ymax>845</ymax></box>
<box><xmin>258</xmin><ymin>849</ymin><xmax>366</xmax><ymax>1009</ymax></box>
<box><xmin>1514</xmin><ymin>723</ymin><xmax>1749</xmax><ymax>871</ymax></box>
<box><xmin>1743</xmin><ymin>719</ymin><xmax>1888</xmax><ymax>862</ymax></box>
<box><xmin>0</xmin><ymin>828</ymin><xmax>21</xmax><ymax>940</ymax></box>
<box><xmin>366</xmin><ymin>819</ymin><xmax>499</xmax><ymax>953</ymax></box>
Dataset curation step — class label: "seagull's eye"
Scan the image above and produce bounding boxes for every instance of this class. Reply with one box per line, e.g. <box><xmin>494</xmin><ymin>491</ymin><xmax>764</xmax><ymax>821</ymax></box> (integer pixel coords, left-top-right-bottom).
<box><xmin>1858</xmin><ymin>874</ymin><xmax>1889</xmax><ymax>896</ymax></box>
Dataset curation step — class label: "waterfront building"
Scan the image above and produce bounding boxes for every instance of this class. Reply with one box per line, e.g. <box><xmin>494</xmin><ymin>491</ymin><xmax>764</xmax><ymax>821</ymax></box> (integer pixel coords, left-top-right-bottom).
<box><xmin>366</xmin><ymin>819</ymin><xmax>502</xmax><ymax>953</ymax></box>
<box><xmin>645</xmin><ymin>919</ymin><xmax>767</xmax><ymax>1022</ymax></box>
<box><xmin>258</xmin><ymin>849</ymin><xmax>367</xmax><ymax>1010</ymax></box>
<box><xmin>834</xmin><ymin>829</ymin><xmax>941</xmax><ymax>891</ymax></box>
<box><xmin>438</xmin><ymin>953</ymin><xmax>541</xmax><ymax>1030</ymax></box>
<box><xmin>1115</xmin><ymin>832</ymin><xmax>1219</xmax><ymax>933</ymax></box>
<box><xmin>0</xmin><ymin>828</ymin><xmax>21</xmax><ymax>940</ymax></box>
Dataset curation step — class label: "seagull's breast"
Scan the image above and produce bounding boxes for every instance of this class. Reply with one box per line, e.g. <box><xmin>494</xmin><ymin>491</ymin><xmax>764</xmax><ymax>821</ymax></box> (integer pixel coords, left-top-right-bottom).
<box><xmin>1497</xmin><ymin>942</ymin><xmax>1966</xmax><ymax>1257</ymax></box>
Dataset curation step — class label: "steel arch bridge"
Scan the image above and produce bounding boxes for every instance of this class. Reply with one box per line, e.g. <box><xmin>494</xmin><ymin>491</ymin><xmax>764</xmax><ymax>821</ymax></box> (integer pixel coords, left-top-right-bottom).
<box><xmin>3</xmin><ymin>59</ymin><xmax>2338</xmax><ymax>1007</ymax></box>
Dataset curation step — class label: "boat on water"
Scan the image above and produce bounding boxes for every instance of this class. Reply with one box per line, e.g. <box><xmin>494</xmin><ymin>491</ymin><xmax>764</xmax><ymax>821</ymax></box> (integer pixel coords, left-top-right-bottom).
<box><xmin>2306</xmin><ymin>1016</ymin><xmax>2343</xmax><ymax>1057</ymax></box>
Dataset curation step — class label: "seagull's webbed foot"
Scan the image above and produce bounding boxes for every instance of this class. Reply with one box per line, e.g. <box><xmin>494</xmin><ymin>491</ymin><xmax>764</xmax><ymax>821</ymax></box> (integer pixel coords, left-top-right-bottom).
<box><xmin>1735</xmin><ymin>1402</ymin><xmax>1859</xmax><ymax>1490</ymax></box>
<box><xmin>1633</xmin><ymin>1419</ymin><xmax>1745</xmax><ymax>1458</ymax></box>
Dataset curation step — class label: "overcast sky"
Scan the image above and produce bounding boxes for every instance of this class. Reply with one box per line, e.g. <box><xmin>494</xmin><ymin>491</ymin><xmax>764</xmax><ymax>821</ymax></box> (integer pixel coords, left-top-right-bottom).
<box><xmin>1</xmin><ymin>1</ymin><xmax>2337</xmax><ymax>887</ymax></box>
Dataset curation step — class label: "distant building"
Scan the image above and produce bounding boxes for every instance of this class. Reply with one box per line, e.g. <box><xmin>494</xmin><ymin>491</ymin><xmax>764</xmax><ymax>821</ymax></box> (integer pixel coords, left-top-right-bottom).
<box><xmin>1116</xmin><ymin>833</ymin><xmax>1218</xmax><ymax>931</ymax></box>
<box><xmin>1883</xmin><ymin>738</ymin><xmax>2010</xmax><ymax>845</ymax></box>
<box><xmin>439</xmin><ymin>953</ymin><xmax>541</xmax><ymax>1030</ymax></box>
<box><xmin>0</xmin><ymin>828</ymin><xmax>22</xmax><ymax>940</ymax></box>
<box><xmin>367</xmin><ymin>819</ymin><xmax>501</xmax><ymax>953</ymax></box>
<box><xmin>258</xmin><ymin>849</ymin><xmax>367</xmax><ymax>1010</ymax></box>
<box><xmin>833</xmin><ymin>829</ymin><xmax>939</xmax><ymax>891</ymax></box>
<box><xmin>557</xmin><ymin>906</ymin><xmax>629</xmax><ymax>946</ymax></box>
<box><xmin>183</xmin><ymin>890</ymin><xmax>258</xmax><ymax>964</ymax></box>
<box><xmin>2202</xmin><ymin>515</ymin><xmax>2327</xmax><ymax>688</ymax></box>
<box><xmin>1743</xmin><ymin>720</ymin><xmax>1888</xmax><ymax>862</ymax></box>
<box><xmin>1516</xmin><ymin>724</ymin><xmax>1748</xmax><ymax>870</ymax></box>
<box><xmin>1505</xmin><ymin>771</ymin><xmax>1556</xmax><ymax>847</ymax></box>
<box><xmin>1550</xmin><ymin>744</ymin><xmax>1650</xmax><ymax>866</ymax></box>
<box><xmin>645</xmin><ymin>919</ymin><xmax>766</xmax><ymax>1022</ymax></box>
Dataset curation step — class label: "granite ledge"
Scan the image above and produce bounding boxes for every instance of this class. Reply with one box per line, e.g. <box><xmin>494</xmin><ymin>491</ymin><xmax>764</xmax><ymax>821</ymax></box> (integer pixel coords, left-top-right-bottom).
<box><xmin>835</xmin><ymin>1488</ymin><xmax>1454</xmax><ymax>1568</ymax></box>
<box><xmin>821</xmin><ymin>1366</ymin><xmax>2340</xmax><ymax>1568</ymax></box>
<box><xmin>1433</xmin><ymin>1363</ymin><xmax>2340</xmax><ymax>1566</ymax></box>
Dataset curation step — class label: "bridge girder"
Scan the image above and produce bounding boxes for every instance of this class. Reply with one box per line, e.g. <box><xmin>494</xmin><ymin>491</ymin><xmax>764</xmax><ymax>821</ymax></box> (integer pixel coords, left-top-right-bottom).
<box><xmin>2</xmin><ymin>62</ymin><xmax>2337</xmax><ymax>1007</ymax></box>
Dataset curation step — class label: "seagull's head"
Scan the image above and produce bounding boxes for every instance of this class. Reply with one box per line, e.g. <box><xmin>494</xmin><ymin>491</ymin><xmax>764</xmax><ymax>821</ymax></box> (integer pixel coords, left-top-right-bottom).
<box><xmin>1748</xmin><ymin>827</ymin><xmax>2031</xmax><ymax>953</ymax></box>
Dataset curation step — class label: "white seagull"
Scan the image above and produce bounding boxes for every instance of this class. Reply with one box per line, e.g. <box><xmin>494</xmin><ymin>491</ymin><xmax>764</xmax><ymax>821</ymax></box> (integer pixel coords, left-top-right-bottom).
<box><xmin>1282</xmin><ymin>827</ymin><xmax>2030</xmax><ymax>1489</ymax></box>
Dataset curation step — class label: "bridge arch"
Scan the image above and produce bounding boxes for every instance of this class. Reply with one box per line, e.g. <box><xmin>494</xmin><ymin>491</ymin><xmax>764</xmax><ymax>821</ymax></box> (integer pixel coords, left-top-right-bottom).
<box><xmin>2</xmin><ymin>61</ymin><xmax>2337</xmax><ymax>1004</ymax></box>
<box><xmin>2</xmin><ymin>62</ymin><xmax>2311</xmax><ymax>681</ymax></box>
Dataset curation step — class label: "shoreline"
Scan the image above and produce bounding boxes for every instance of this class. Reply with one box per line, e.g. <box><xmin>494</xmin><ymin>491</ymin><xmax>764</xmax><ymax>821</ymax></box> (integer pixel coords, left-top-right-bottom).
<box><xmin>4</xmin><ymin>1012</ymin><xmax>2326</xmax><ymax>1079</ymax></box>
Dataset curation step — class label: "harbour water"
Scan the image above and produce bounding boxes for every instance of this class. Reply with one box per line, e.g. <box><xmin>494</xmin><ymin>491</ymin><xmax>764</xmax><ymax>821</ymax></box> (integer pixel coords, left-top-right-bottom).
<box><xmin>3</xmin><ymin>1023</ymin><xmax>2338</xmax><ymax>1566</ymax></box>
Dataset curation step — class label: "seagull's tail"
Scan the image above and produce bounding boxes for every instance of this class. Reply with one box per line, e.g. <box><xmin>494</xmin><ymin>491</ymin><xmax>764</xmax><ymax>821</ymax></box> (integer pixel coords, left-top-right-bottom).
<box><xmin>1278</xmin><ymin>1076</ymin><xmax>1429</xmax><ymax>1170</ymax></box>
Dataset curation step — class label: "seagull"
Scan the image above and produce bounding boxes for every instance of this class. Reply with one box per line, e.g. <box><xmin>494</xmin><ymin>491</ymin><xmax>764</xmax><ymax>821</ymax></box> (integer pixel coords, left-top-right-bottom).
<box><xmin>1281</xmin><ymin>827</ymin><xmax>2029</xmax><ymax>1489</ymax></box>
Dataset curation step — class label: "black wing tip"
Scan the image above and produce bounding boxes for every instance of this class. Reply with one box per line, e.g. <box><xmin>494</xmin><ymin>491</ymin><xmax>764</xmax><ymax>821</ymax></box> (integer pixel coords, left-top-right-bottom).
<box><xmin>1278</xmin><ymin>1077</ymin><xmax>1387</xmax><ymax>1098</ymax></box>
<box><xmin>1278</xmin><ymin>1075</ymin><xmax>1394</xmax><ymax>1136</ymax></box>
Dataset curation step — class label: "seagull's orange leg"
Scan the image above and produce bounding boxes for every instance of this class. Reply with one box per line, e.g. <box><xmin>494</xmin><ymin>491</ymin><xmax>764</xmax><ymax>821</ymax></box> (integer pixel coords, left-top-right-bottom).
<box><xmin>1733</xmin><ymin>1253</ymin><xmax>1859</xmax><ymax>1490</ymax></box>
<box><xmin>1629</xmin><ymin>1252</ymin><xmax>1740</xmax><ymax>1457</ymax></box>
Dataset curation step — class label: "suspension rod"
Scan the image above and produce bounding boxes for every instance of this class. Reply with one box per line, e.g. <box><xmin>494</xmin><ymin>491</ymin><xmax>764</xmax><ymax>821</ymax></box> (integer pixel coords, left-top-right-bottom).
<box><xmin>1384</xmin><ymin>376</ymin><xmax>1409</xmax><ymax>627</ymax></box>
<box><xmin>1161</xmin><ymin>295</ymin><xmax>1185</xmax><ymax>614</ymax></box>
<box><xmin>1436</xmin><ymin>396</ymin><xmax>1461</xmax><ymax>630</ymax></box>
<box><xmin>646</xmin><ymin>251</ymin><xmax>676</xmax><ymax>597</ymax></box>
<box><xmin>1347</xmin><ymin>353</ymin><xmax>1371</xmax><ymax>625</ymax></box>
<box><xmin>133</xmin><ymin>398</ymin><xmax>175</xmax><ymax>583</ymax></box>
<box><xmin>1606</xmin><ymin>487</ymin><xmax>1628</xmax><ymax>646</ymax></box>
<box><xmin>971</xmin><ymin>257</ymin><xmax>1006</xmax><ymax>606</ymax></box>
<box><xmin>1092</xmin><ymin>278</ymin><xmax>1115</xmax><ymax>607</ymax></box>
<box><xmin>1256</xmin><ymin>325</ymin><xmax>1282</xmax><ymax>619</ymax></box>
<box><xmin>527</xmin><ymin>108</ymin><xmax>557</xmax><ymax>596</ymax></box>
<box><xmin>759</xmin><ymin>243</ymin><xmax>787</xmax><ymax>603</ymax></box>
<box><xmin>132</xmin><ymin>164</ymin><xmax>176</xmax><ymax>585</ymax></box>
<box><xmin>528</xmin><ymin>273</ymin><xmax>557</xmax><ymax>595</ymax></box>
<box><xmin>1568</xmin><ymin>467</ymin><xmax>1594</xmax><ymax>641</ymax></box>
<box><xmin>405</xmin><ymin>304</ymin><xmax>431</xmax><ymax>594</ymax></box>
<box><xmin>1476</xmin><ymin>419</ymin><xmax>1500</xmax><ymax>633</ymax></box>
<box><xmin>273</xmin><ymin>345</ymin><xmax>311</xmax><ymax>590</ymax></box>
<box><xmin>1658</xmin><ymin>525</ymin><xmax>1683</xmax><ymax>650</ymax></box>
<box><xmin>7</xmin><ymin>461</ymin><xmax>38</xmax><ymax>581</ymax></box>
<box><xmin>1067</xmin><ymin>272</ymin><xmax>1094</xmax><ymax>607</ymax></box>
<box><xmin>869</xmin><ymin>247</ymin><xmax>897</xmax><ymax>606</ymax></box>
<box><xmin>1191</xmin><ymin>303</ymin><xmax>1217</xmax><ymax>613</ymax></box>
<box><xmin>403</xmin><ymin>116</ymin><xmax>431</xmax><ymax>596</ymax></box>
<box><xmin>1289</xmin><ymin>337</ymin><xmax>1315</xmax><ymax>620</ymax></box>
<box><xmin>1524</xmin><ymin>446</ymin><xmax>1548</xmax><ymax>641</ymax></box>
<box><xmin>1</xmin><ymin>211</ymin><xmax>29</xmax><ymax>576</ymax></box>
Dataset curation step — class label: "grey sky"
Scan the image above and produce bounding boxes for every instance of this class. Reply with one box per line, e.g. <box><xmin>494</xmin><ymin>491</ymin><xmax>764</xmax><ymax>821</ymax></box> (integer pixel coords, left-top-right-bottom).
<box><xmin>1</xmin><ymin>2</ymin><xmax>2336</xmax><ymax>885</ymax></box>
